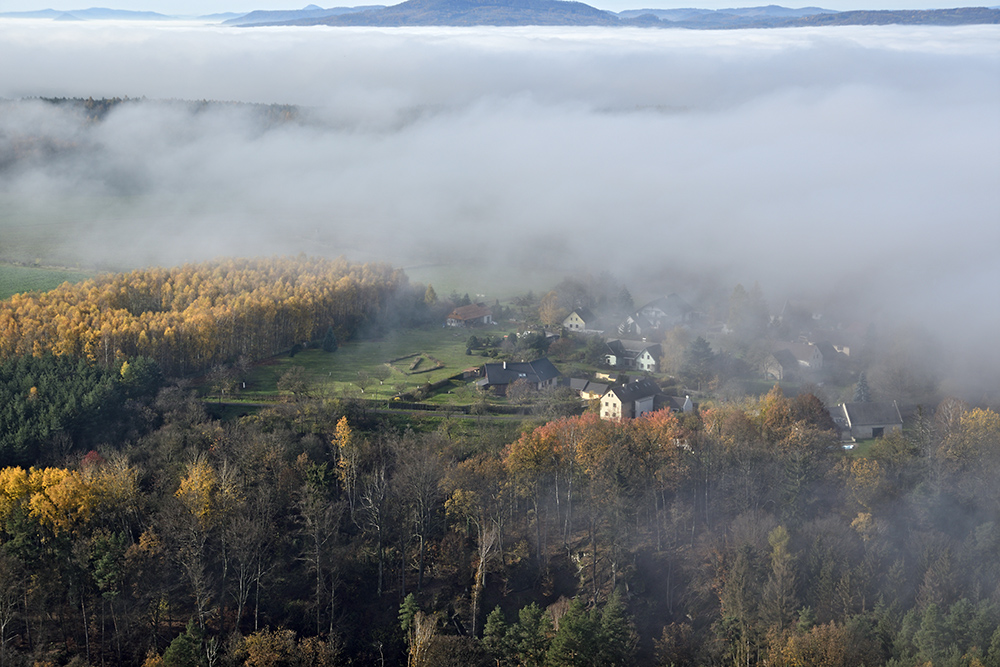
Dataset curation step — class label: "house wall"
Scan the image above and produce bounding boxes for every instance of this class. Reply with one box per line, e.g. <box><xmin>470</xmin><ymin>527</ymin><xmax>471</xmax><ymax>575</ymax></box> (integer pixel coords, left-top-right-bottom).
<box><xmin>601</xmin><ymin>394</ymin><xmax>625</xmax><ymax>420</ymax></box>
<box><xmin>851</xmin><ymin>422</ymin><xmax>901</xmax><ymax>440</ymax></box>
<box><xmin>635</xmin><ymin>395</ymin><xmax>655</xmax><ymax>417</ymax></box>
<box><xmin>637</xmin><ymin>350</ymin><xmax>657</xmax><ymax>372</ymax></box>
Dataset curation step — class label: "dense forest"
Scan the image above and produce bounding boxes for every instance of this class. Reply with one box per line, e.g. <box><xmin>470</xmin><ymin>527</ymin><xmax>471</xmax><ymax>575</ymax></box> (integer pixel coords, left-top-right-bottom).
<box><xmin>0</xmin><ymin>257</ymin><xmax>998</xmax><ymax>666</ymax></box>
<box><xmin>0</xmin><ymin>348</ymin><xmax>997</xmax><ymax>666</ymax></box>
<box><xmin>0</xmin><ymin>256</ymin><xmax>406</xmax><ymax>377</ymax></box>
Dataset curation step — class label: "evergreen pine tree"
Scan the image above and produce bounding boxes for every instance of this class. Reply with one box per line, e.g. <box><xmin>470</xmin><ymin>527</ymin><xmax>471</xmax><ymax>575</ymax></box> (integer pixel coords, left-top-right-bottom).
<box><xmin>322</xmin><ymin>326</ymin><xmax>338</xmax><ymax>353</ymax></box>
<box><xmin>853</xmin><ymin>372</ymin><xmax>871</xmax><ymax>403</ymax></box>
<box><xmin>596</xmin><ymin>592</ymin><xmax>637</xmax><ymax>667</ymax></box>
<box><xmin>546</xmin><ymin>598</ymin><xmax>599</xmax><ymax>667</ymax></box>
<box><xmin>161</xmin><ymin>619</ymin><xmax>203</xmax><ymax>667</ymax></box>
<box><xmin>482</xmin><ymin>606</ymin><xmax>513</xmax><ymax>666</ymax></box>
<box><xmin>681</xmin><ymin>336</ymin><xmax>715</xmax><ymax>391</ymax></box>
<box><xmin>512</xmin><ymin>602</ymin><xmax>552</xmax><ymax>667</ymax></box>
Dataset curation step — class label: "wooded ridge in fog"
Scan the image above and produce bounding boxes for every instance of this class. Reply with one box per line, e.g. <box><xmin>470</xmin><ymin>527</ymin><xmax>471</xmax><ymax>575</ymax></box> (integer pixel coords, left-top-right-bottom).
<box><xmin>2</xmin><ymin>3</ymin><xmax>999</xmax><ymax>26</ymax></box>
<box><xmin>241</xmin><ymin>3</ymin><xmax>1000</xmax><ymax>27</ymax></box>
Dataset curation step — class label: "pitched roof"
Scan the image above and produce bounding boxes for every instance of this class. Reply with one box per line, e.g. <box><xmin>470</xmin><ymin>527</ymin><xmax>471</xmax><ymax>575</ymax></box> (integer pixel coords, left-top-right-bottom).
<box><xmin>617</xmin><ymin>314</ymin><xmax>656</xmax><ymax>337</ymax></box>
<box><xmin>814</xmin><ymin>341</ymin><xmax>838</xmax><ymax>359</ymax></box>
<box><xmin>637</xmin><ymin>293</ymin><xmax>693</xmax><ymax>322</ymax></box>
<box><xmin>448</xmin><ymin>304</ymin><xmax>492</xmax><ymax>321</ymax></box>
<box><xmin>607</xmin><ymin>339</ymin><xmax>661</xmax><ymax>361</ymax></box>
<box><xmin>770</xmin><ymin>349</ymin><xmax>798</xmax><ymax>369</ymax></box>
<box><xmin>570</xmin><ymin>378</ymin><xmax>609</xmax><ymax>395</ymax></box>
<box><xmin>568</xmin><ymin>307</ymin><xmax>596</xmax><ymax>323</ymax></box>
<box><xmin>785</xmin><ymin>342</ymin><xmax>820</xmax><ymax>363</ymax></box>
<box><xmin>606</xmin><ymin>377</ymin><xmax>661</xmax><ymax>403</ymax></box>
<box><xmin>479</xmin><ymin>358</ymin><xmax>561</xmax><ymax>387</ymax></box>
<box><xmin>656</xmin><ymin>395</ymin><xmax>696</xmax><ymax>413</ymax></box>
<box><xmin>618</xmin><ymin>339</ymin><xmax>661</xmax><ymax>356</ymax></box>
<box><xmin>843</xmin><ymin>401</ymin><xmax>902</xmax><ymax>427</ymax></box>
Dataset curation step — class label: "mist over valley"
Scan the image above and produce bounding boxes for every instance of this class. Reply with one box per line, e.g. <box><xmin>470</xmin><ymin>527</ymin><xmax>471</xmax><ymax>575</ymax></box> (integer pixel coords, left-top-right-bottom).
<box><xmin>2</xmin><ymin>20</ymin><xmax>998</xmax><ymax>397</ymax></box>
<box><xmin>1</xmin><ymin>14</ymin><xmax>1000</xmax><ymax>667</ymax></box>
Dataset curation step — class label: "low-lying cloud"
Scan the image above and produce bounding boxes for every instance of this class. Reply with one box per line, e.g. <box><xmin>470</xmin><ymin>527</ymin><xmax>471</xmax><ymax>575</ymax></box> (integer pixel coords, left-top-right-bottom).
<box><xmin>1</xmin><ymin>20</ymin><xmax>998</xmax><ymax>387</ymax></box>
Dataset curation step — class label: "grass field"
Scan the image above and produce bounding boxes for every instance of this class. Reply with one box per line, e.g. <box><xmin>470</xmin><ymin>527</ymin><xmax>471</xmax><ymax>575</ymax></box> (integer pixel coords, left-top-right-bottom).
<box><xmin>0</xmin><ymin>263</ymin><xmax>94</xmax><ymax>300</ymax></box>
<box><xmin>237</xmin><ymin>325</ymin><xmax>516</xmax><ymax>402</ymax></box>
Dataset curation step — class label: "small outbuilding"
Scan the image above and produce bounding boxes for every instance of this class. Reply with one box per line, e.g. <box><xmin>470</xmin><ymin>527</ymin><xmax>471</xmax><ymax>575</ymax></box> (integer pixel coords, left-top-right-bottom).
<box><xmin>446</xmin><ymin>304</ymin><xmax>494</xmax><ymax>327</ymax></box>
<box><xmin>833</xmin><ymin>401</ymin><xmax>903</xmax><ymax>440</ymax></box>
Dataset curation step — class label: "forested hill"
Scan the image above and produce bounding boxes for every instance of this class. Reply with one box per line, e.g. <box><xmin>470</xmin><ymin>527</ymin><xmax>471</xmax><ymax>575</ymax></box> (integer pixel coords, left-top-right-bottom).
<box><xmin>246</xmin><ymin>2</ymin><xmax>1000</xmax><ymax>27</ymax></box>
<box><xmin>784</xmin><ymin>6</ymin><xmax>1000</xmax><ymax>25</ymax></box>
<box><xmin>282</xmin><ymin>0</ymin><xmax>619</xmax><ymax>26</ymax></box>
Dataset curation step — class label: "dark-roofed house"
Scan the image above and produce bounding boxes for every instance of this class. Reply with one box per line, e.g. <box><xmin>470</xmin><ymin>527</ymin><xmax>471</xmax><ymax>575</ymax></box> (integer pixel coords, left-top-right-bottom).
<box><xmin>616</xmin><ymin>313</ymin><xmax>656</xmax><ymax>338</ymax></box>
<box><xmin>568</xmin><ymin>378</ymin><xmax>610</xmax><ymax>400</ymax></box>
<box><xmin>616</xmin><ymin>293</ymin><xmax>693</xmax><ymax>338</ymax></box>
<box><xmin>658</xmin><ymin>395</ymin><xmax>696</xmax><ymax>414</ymax></box>
<box><xmin>786</xmin><ymin>342</ymin><xmax>823</xmax><ymax>370</ymax></box>
<box><xmin>605</xmin><ymin>339</ymin><xmax>662</xmax><ymax>373</ymax></box>
<box><xmin>833</xmin><ymin>401</ymin><xmax>903</xmax><ymax>440</ymax></box>
<box><xmin>446</xmin><ymin>304</ymin><xmax>494</xmax><ymax>328</ymax></box>
<box><xmin>600</xmin><ymin>378</ymin><xmax>661</xmax><ymax>420</ymax></box>
<box><xmin>562</xmin><ymin>307</ymin><xmax>604</xmax><ymax>333</ymax></box>
<box><xmin>765</xmin><ymin>343</ymin><xmax>823</xmax><ymax>380</ymax></box>
<box><xmin>476</xmin><ymin>358</ymin><xmax>561</xmax><ymax>396</ymax></box>
<box><xmin>638</xmin><ymin>294</ymin><xmax>694</xmax><ymax>327</ymax></box>
<box><xmin>764</xmin><ymin>349</ymin><xmax>799</xmax><ymax>381</ymax></box>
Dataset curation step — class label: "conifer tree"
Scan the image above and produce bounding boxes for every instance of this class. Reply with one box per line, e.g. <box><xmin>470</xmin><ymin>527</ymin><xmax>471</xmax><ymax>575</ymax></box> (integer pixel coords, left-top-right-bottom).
<box><xmin>853</xmin><ymin>372</ymin><xmax>871</xmax><ymax>403</ymax></box>
<box><xmin>322</xmin><ymin>326</ymin><xmax>338</xmax><ymax>353</ymax></box>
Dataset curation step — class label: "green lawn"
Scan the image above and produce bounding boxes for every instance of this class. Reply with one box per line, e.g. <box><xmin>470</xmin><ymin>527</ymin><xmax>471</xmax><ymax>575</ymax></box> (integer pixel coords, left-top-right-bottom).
<box><xmin>238</xmin><ymin>326</ymin><xmax>513</xmax><ymax>401</ymax></box>
<box><xmin>0</xmin><ymin>263</ymin><xmax>94</xmax><ymax>300</ymax></box>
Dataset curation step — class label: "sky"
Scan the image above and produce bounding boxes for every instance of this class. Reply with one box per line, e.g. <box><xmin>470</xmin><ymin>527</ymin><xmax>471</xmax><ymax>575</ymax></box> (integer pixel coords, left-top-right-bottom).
<box><xmin>0</xmin><ymin>20</ymin><xmax>998</xmax><ymax>394</ymax></box>
<box><xmin>0</xmin><ymin>0</ymin><xmax>987</xmax><ymax>15</ymax></box>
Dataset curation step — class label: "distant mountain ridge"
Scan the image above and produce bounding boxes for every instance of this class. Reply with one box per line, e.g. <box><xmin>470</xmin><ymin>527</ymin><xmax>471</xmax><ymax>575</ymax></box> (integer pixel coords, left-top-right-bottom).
<box><xmin>1</xmin><ymin>3</ymin><xmax>997</xmax><ymax>27</ymax></box>
<box><xmin>281</xmin><ymin>0</ymin><xmax>620</xmax><ymax>26</ymax></box>
<box><xmin>223</xmin><ymin>4</ymin><xmax>384</xmax><ymax>25</ymax></box>
<box><xmin>0</xmin><ymin>7</ymin><xmax>171</xmax><ymax>19</ymax></box>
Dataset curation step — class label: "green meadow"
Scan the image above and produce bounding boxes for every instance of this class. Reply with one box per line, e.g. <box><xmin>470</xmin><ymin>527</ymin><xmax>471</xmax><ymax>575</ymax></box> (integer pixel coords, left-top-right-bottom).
<box><xmin>0</xmin><ymin>263</ymin><xmax>94</xmax><ymax>300</ymax></box>
<box><xmin>239</xmin><ymin>325</ymin><xmax>512</xmax><ymax>402</ymax></box>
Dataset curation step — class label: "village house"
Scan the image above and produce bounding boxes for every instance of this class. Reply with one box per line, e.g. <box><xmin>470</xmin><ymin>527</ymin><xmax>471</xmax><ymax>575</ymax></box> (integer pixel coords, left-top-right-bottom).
<box><xmin>568</xmin><ymin>378</ymin><xmax>610</xmax><ymax>400</ymax></box>
<box><xmin>616</xmin><ymin>294</ymin><xmax>694</xmax><ymax>338</ymax></box>
<box><xmin>831</xmin><ymin>401</ymin><xmax>903</xmax><ymax>441</ymax></box>
<box><xmin>604</xmin><ymin>339</ymin><xmax>662</xmax><ymax>373</ymax></box>
<box><xmin>765</xmin><ymin>342</ymin><xmax>825</xmax><ymax>380</ymax></box>
<box><xmin>599</xmin><ymin>378</ymin><xmax>696</xmax><ymax>421</ymax></box>
<box><xmin>600</xmin><ymin>378</ymin><xmax>661</xmax><ymax>420</ymax></box>
<box><xmin>786</xmin><ymin>342</ymin><xmax>823</xmax><ymax>370</ymax></box>
<box><xmin>561</xmin><ymin>307</ymin><xmax>604</xmax><ymax>334</ymax></box>
<box><xmin>446</xmin><ymin>304</ymin><xmax>494</xmax><ymax>328</ymax></box>
<box><xmin>764</xmin><ymin>349</ymin><xmax>799</xmax><ymax>381</ymax></box>
<box><xmin>476</xmin><ymin>358</ymin><xmax>561</xmax><ymax>396</ymax></box>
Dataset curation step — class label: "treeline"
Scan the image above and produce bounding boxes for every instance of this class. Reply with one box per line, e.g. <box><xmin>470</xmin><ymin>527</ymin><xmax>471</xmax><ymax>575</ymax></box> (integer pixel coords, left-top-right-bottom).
<box><xmin>0</xmin><ymin>371</ymin><xmax>997</xmax><ymax>666</ymax></box>
<box><xmin>0</xmin><ymin>256</ymin><xmax>405</xmax><ymax>376</ymax></box>
<box><xmin>36</xmin><ymin>97</ymin><xmax>301</xmax><ymax>125</ymax></box>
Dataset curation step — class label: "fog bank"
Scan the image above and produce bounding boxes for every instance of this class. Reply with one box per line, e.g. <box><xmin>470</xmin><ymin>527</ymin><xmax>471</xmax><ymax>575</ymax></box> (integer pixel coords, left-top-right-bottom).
<box><xmin>1</xmin><ymin>21</ymin><xmax>998</xmax><ymax>378</ymax></box>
